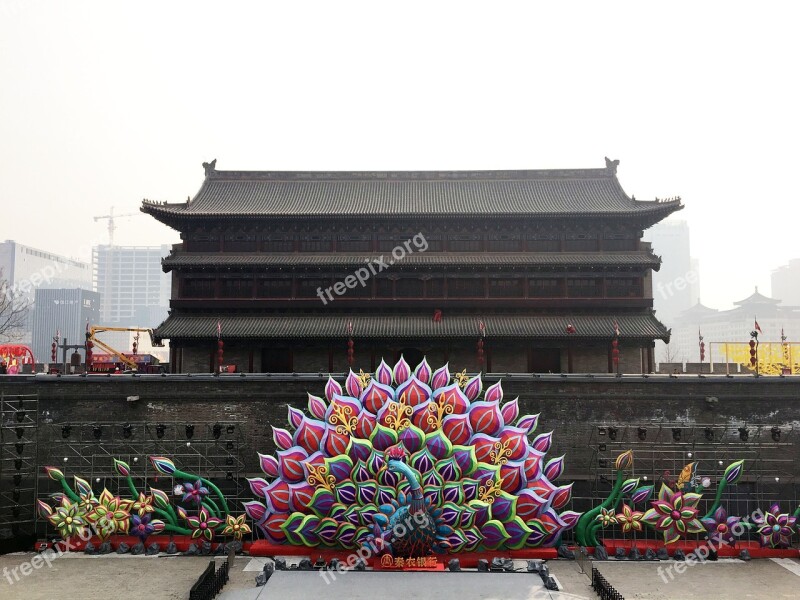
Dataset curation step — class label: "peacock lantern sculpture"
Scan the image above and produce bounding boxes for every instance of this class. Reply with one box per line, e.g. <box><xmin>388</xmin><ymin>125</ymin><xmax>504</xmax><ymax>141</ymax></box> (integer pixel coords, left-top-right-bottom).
<box><xmin>244</xmin><ymin>357</ymin><xmax>579</xmax><ymax>557</ymax></box>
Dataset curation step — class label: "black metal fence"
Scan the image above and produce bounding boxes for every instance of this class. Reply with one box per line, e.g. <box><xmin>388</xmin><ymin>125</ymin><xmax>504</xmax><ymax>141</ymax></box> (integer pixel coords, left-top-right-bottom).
<box><xmin>189</xmin><ymin>550</ymin><xmax>233</xmax><ymax>600</ymax></box>
<box><xmin>591</xmin><ymin>567</ymin><xmax>624</xmax><ymax>600</ymax></box>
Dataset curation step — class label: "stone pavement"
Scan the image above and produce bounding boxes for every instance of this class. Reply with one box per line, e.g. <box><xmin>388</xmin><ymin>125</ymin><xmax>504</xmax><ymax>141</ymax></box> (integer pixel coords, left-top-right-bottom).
<box><xmin>1</xmin><ymin>552</ymin><xmax>800</xmax><ymax>600</ymax></box>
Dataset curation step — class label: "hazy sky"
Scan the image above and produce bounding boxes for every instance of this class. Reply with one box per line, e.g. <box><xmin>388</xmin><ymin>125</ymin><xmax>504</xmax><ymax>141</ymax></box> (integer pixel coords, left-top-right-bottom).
<box><xmin>1</xmin><ymin>1</ymin><xmax>797</xmax><ymax>310</ymax></box>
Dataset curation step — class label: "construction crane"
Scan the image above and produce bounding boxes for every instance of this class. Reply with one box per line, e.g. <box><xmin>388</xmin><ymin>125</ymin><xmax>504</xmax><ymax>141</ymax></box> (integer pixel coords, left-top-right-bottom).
<box><xmin>93</xmin><ymin>207</ymin><xmax>138</xmax><ymax>246</ymax></box>
<box><xmin>86</xmin><ymin>325</ymin><xmax>164</xmax><ymax>372</ymax></box>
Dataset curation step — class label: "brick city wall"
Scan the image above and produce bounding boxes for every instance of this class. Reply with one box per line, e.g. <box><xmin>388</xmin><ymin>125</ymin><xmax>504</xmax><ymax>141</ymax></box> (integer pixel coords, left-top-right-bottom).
<box><xmin>2</xmin><ymin>373</ymin><xmax>799</xmax><ymax>479</ymax></box>
<box><xmin>3</xmin><ymin>373</ymin><xmax>800</xmax><ymax>542</ymax></box>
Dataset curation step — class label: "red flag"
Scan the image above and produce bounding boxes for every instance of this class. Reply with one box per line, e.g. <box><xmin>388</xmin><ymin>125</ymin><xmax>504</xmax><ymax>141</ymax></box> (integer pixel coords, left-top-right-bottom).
<box><xmin>754</xmin><ymin>319</ymin><xmax>762</xmax><ymax>334</ymax></box>
<box><xmin>566</xmin><ymin>324</ymin><xmax>576</xmax><ymax>334</ymax></box>
<box><xmin>433</xmin><ymin>309</ymin><xmax>442</xmax><ymax>322</ymax></box>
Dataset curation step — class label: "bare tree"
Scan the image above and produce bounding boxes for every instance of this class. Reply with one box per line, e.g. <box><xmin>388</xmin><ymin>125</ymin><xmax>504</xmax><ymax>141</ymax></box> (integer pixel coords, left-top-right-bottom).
<box><xmin>663</xmin><ymin>342</ymin><xmax>678</xmax><ymax>363</ymax></box>
<box><xmin>0</xmin><ymin>279</ymin><xmax>31</xmax><ymax>343</ymax></box>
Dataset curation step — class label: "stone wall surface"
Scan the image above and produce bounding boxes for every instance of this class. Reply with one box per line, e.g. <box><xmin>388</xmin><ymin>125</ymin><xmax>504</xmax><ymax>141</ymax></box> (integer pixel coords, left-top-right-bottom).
<box><xmin>1</xmin><ymin>373</ymin><xmax>798</xmax><ymax>477</ymax></box>
<box><xmin>3</xmin><ymin>373</ymin><xmax>799</xmax><ymax>542</ymax></box>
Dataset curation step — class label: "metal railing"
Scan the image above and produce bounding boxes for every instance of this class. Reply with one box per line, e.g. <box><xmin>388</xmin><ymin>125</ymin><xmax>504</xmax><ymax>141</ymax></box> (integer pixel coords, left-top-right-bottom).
<box><xmin>591</xmin><ymin>567</ymin><xmax>624</xmax><ymax>600</ymax></box>
<box><xmin>189</xmin><ymin>549</ymin><xmax>233</xmax><ymax>600</ymax></box>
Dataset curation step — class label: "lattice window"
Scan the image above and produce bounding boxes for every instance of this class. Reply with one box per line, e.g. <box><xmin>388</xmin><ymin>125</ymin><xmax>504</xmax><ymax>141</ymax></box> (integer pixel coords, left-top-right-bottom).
<box><xmin>182</xmin><ymin>278</ymin><xmax>215</xmax><ymax>298</ymax></box>
<box><xmin>220</xmin><ymin>278</ymin><xmax>253</xmax><ymax>298</ymax></box>
<box><xmin>185</xmin><ymin>235</ymin><xmax>220</xmax><ymax>252</ymax></box>
<box><xmin>299</xmin><ymin>236</ymin><xmax>332</xmax><ymax>252</ymax></box>
<box><xmin>262</xmin><ymin>236</ymin><xmax>295</xmax><ymax>252</ymax></box>
<box><xmin>486</xmin><ymin>235</ymin><xmax>523</xmax><ymax>252</ymax></box>
<box><xmin>257</xmin><ymin>278</ymin><xmax>293</xmax><ymax>298</ymax></box>
<box><xmin>529</xmin><ymin>279</ymin><xmax>562</xmax><ymax>297</ymax></box>
<box><xmin>606</xmin><ymin>278</ymin><xmax>642</xmax><ymax>297</ymax></box>
<box><xmin>527</xmin><ymin>238</ymin><xmax>561</xmax><ymax>252</ymax></box>
<box><xmin>566</xmin><ymin>278</ymin><xmax>601</xmax><ymax>297</ymax></box>
<box><xmin>375</xmin><ymin>278</ymin><xmax>394</xmax><ymax>298</ymax></box>
<box><xmin>337</xmin><ymin>235</ymin><xmax>372</xmax><ymax>252</ymax></box>
<box><xmin>448</xmin><ymin>235</ymin><xmax>482</xmax><ymax>252</ymax></box>
<box><xmin>223</xmin><ymin>233</ymin><xmax>257</xmax><ymax>252</ymax></box>
<box><xmin>395</xmin><ymin>278</ymin><xmax>425</xmax><ymax>298</ymax></box>
<box><xmin>448</xmin><ymin>277</ymin><xmax>485</xmax><ymax>298</ymax></box>
<box><xmin>296</xmin><ymin>278</ymin><xmax>330</xmax><ymax>298</ymax></box>
<box><xmin>488</xmin><ymin>278</ymin><xmax>524</xmax><ymax>298</ymax></box>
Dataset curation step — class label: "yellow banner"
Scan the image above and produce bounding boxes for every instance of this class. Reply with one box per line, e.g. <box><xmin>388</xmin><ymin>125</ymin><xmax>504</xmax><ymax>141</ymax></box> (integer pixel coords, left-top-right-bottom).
<box><xmin>711</xmin><ymin>342</ymin><xmax>799</xmax><ymax>375</ymax></box>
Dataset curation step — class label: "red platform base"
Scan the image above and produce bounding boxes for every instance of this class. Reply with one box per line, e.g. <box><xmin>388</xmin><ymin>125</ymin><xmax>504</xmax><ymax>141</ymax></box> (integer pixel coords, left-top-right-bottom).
<box><xmin>35</xmin><ymin>536</ymin><xmax>799</xmax><ymax>562</ymax></box>
<box><xmin>596</xmin><ymin>539</ymin><xmax>800</xmax><ymax>559</ymax></box>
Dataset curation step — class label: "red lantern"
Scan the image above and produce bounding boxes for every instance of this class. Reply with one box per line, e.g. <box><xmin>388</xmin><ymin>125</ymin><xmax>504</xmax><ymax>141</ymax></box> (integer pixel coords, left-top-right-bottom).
<box><xmin>476</xmin><ymin>338</ymin><xmax>485</xmax><ymax>363</ymax></box>
<box><xmin>611</xmin><ymin>338</ymin><xmax>620</xmax><ymax>365</ymax></box>
<box><xmin>347</xmin><ymin>338</ymin><xmax>355</xmax><ymax>366</ymax></box>
<box><xmin>217</xmin><ymin>340</ymin><xmax>224</xmax><ymax>368</ymax></box>
<box><xmin>51</xmin><ymin>342</ymin><xmax>57</xmax><ymax>363</ymax></box>
<box><xmin>749</xmin><ymin>339</ymin><xmax>756</xmax><ymax>366</ymax></box>
<box><xmin>699</xmin><ymin>341</ymin><xmax>705</xmax><ymax>362</ymax></box>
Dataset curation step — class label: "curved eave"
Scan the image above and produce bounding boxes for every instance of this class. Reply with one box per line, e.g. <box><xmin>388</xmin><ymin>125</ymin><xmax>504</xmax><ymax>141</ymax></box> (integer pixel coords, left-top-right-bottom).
<box><xmin>161</xmin><ymin>251</ymin><xmax>662</xmax><ymax>273</ymax></box>
<box><xmin>154</xmin><ymin>313</ymin><xmax>670</xmax><ymax>344</ymax></box>
<box><xmin>142</xmin><ymin>202</ymin><xmax>683</xmax><ymax>231</ymax></box>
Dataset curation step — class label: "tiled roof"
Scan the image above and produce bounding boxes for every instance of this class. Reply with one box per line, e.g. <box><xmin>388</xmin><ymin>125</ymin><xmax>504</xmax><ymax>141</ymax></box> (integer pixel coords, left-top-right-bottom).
<box><xmin>155</xmin><ymin>313</ymin><xmax>669</xmax><ymax>342</ymax></box>
<box><xmin>162</xmin><ymin>251</ymin><xmax>661</xmax><ymax>271</ymax></box>
<box><xmin>141</xmin><ymin>163</ymin><xmax>682</xmax><ymax>220</ymax></box>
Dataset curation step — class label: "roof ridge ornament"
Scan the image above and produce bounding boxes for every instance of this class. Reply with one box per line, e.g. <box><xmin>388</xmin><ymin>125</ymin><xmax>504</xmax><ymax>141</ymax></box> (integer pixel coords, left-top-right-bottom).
<box><xmin>604</xmin><ymin>156</ymin><xmax>620</xmax><ymax>174</ymax></box>
<box><xmin>202</xmin><ymin>158</ymin><xmax>217</xmax><ymax>176</ymax></box>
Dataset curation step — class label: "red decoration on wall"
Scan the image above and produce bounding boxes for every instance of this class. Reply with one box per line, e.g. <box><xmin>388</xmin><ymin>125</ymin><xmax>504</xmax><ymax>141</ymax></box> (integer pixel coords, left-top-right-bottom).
<box><xmin>346</xmin><ymin>319</ymin><xmax>355</xmax><ymax>365</ymax></box>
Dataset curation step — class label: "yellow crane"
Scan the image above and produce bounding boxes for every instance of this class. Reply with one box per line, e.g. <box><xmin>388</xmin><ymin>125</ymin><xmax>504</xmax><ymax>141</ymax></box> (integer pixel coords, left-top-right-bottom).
<box><xmin>86</xmin><ymin>326</ymin><xmax>164</xmax><ymax>371</ymax></box>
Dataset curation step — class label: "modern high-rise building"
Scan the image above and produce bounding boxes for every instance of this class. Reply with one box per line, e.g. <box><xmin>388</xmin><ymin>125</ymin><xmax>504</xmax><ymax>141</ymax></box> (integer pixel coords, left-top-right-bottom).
<box><xmin>0</xmin><ymin>241</ymin><xmax>92</xmax><ymax>344</ymax></box>
<box><xmin>92</xmin><ymin>245</ymin><xmax>171</xmax><ymax>327</ymax></box>
<box><xmin>643</xmin><ymin>220</ymin><xmax>699</xmax><ymax>327</ymax></box>
<box><xmin>30</xmin><ymin>288</ymin><xmax>100</xmax><ymax>365</ymax></box>
<box><xmin>772</xmin><ymin>259</ymin><xmax>800</xmax><ymax>306</ymax></box>
<box><xmin>0</xmin><ymin>240</ymin><xmax>92</xmax><ymax>302</ymax></box>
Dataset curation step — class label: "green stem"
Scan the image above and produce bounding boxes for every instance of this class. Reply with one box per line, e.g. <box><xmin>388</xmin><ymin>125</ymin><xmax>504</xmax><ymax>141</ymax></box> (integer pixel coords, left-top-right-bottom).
<box><xmin>702</xmin><ymin>478</ymin><xmax>728</xmax><ymax>520</ymax></box>
<box><xmin>202</xmin><ymin>498</ymin><xmax>221</xmax><ymax>518</ymax></box>
<box><xmin>588</xmin><ymin>494</ymin><xmax>625</xmax><ymax>541</ymax></box>
<box><xmin>125</xmin><ymin>475</ymin><xmax>139</xmax><ymax>500</ymax></box>
<box><xmin>576</xmin><ymin>470</ymin><xmax>625</xmax><ymax>546</ymax></box>
<box><xmin>155</xmin><ymin>507</ymin><xmax>177</xmax><ymax>526</ymax></box>
<box><xmin>163</xmin><ymin>523</ymin><xmax>193</xmax><ymax>536</ymax></box>
<box><xmin>59</xmin><ymin>478</ymin><xmax>81</xmax><ymax>503</ymax></box>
